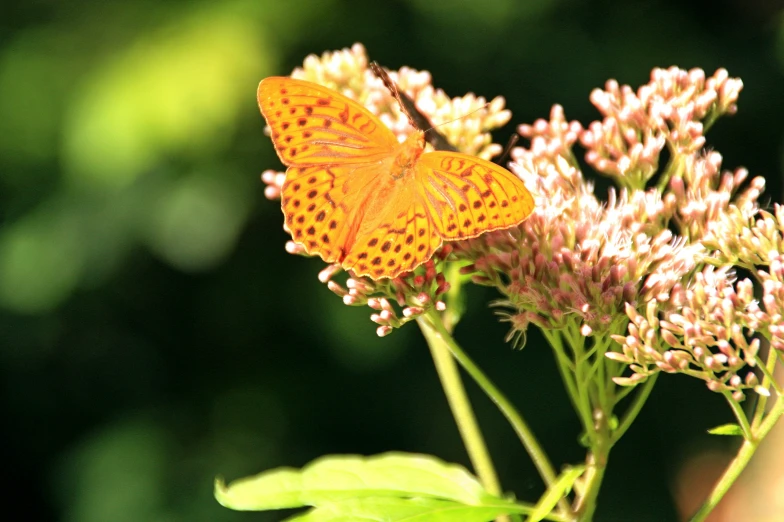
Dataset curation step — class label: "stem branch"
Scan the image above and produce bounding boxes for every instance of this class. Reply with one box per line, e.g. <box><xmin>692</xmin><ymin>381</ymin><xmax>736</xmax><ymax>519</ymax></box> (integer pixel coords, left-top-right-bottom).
<box><xmin>418</xmin><ymin>314</ymin><xmax>502</xmax><ymax>497</ymax></box>
<box><xmin>689</xmin><ymin>391</ymin><xmax>784</xmax><ymax>521</ymax></box>
<box><xmin>418</xmin><ymin>310</ymin><xmax>569</xmax><ymax>516</ymax></box>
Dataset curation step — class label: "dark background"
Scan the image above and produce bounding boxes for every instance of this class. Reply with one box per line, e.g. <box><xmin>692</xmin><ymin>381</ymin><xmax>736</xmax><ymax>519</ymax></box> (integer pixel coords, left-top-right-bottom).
<box><xmin>2</xmin><ymin>1</ymin><xmax>783</xmax><ymax>521</ymax></box>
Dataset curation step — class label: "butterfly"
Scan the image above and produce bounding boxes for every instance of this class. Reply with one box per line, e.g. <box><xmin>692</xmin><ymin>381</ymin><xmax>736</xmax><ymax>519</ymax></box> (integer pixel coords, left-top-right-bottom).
<box><xmin>257</xmin><ymin>76</ymin><xmax>534</xmax><ymax>280</ymax></box>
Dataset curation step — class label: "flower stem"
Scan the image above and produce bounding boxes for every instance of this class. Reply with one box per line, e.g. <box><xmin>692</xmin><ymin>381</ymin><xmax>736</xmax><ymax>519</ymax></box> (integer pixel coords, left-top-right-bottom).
<box><xmin>753</xmin><ymin>345</ymin><xmax>784</xmax><ymax>429</ymax></box>
<box><xmin>418</xmin><ymin>310</ymin><xmax>570</xmax><ymax>516</ymax></box>
<box><xmin>572</xmin><ymin>443</ymin><xmax>609</xmax><ymax>522</ymax></box>
<box><xmin>549</xmin><ymin>327</ymin><xmax>617</xmax><ymax>521</ymax></box>
<box><xmin>723</xmin><ymin>391</ymin><xmax>752</xmax><ymax>440</ymax></box>
<box><xmin>612</xmin><ymin>372</ymin><xmax>658</xmax><ymax>444</ymax></box>
<box><xmin>543</xmin><ymin>329</ymin><xmax>593</xmax><ymax>434</ymax></box>
<box><xmin>656</xmin><ymin>147</ymin><xmax>686</xmax><ymax>194</ymax></box>
<box><xmin>689</xmin><ymin>391</ymin><xmax>784</xmax><ymax>521</ymax></box>
<box><xmin>417</xmin><ymin>312</ymin><xmax>502</xmax><ymax>498</ymax></box>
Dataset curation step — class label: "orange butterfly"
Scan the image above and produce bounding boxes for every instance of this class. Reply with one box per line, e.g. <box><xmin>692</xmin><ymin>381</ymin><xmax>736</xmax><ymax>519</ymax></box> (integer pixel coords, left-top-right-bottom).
<box><xmin>257</xmin><ymin>77</ymin><xmax>534</xmax><ymax>280</ymax></box>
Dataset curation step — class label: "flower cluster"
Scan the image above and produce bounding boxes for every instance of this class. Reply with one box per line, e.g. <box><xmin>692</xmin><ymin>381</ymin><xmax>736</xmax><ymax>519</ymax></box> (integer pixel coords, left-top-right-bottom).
<box><xmin>609</xmin><ymin>267</ymin><xmax>763</xmax><ymax>400</ymax></box>
<box><xmin>323</xmin><ymin>253</ymin><xmax>452</xmax><ymax>337</ymax></box>
<box><xmin>581</xmin><ymin>67</ymin><xmax>742</xmax><ymax>187</ymax></box>
<box><xmin>261</xmin><ymin>44</ymin><xmax>512</xmax><ymax>334</ymax></box>
<box><xmin>617</xmin><ymin>203</ymin><xmax>784</xmax><ymax>395</ymax></box>
<box><xmin>455</xmin><ymin>65</ymin><xmax>783</xmax><ymax>400</ymax></box>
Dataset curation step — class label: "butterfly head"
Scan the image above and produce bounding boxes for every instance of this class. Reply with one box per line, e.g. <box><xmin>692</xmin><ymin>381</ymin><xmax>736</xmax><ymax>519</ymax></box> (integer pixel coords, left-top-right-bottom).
<box><xmin>410</xmin><ymin>130</ymin><xmax>427</xmax><ymax>150</ymax></box>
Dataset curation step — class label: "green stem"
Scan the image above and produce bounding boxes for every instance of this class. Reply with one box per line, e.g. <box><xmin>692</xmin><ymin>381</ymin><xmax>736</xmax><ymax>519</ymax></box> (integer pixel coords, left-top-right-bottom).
<box><xmin>418</xmin><ymin>310</ymin><xmax>570</xmax><ymax>516</ymax></box>
<box><xmin>759</xmin><ymin>360</ymin><xmax>784</xmax><ymax>396</ymax></box>
<box><xmin>722</xmin><ymin>391</ymin><xmax>753</xmax><ymax>440</ymax></box>
<box><xmin>563</xmin><ymin>329</ymin><xmax>614</xmax><ymax>521</ymax></box>
<box><xmin>656</xmin><ymin>147</ymin><xmax>685</xmax><ymax>194</ymax></box>
<box><xmin>702</xmin><ymin>109</ymin><xmax>719</xmax><ymax>133</ymax></box>
<box><xmin>572</xmin><ymin>443</ymin><xmax>609</xmax><ymax>522</ymax></box>
<box><xmin>543</xmin><ymin>329</ymin><xmax>594</xmax><ymax>436</ymax></box>
<box><xmin>612</xmin><ymin>372</ymin><xmax>659</xmax><ymax>444</ymax></box>
<box><xmin>689</xmin><ymin>391</ymin><xmax>784</xmax><ymax>522</ymax></box>
<box><xmin>752</xmin><ymin>345</ymin><xmax>781</xmax><ymax>428</ymax></box>
<box><xmin>417</xmin><ymin>314</ymin><xmax>502</xmax><ymax>497</ymax></box>
<box><xmin>594</xmin><ymin>341</ymin><xmax>609</xmax><ymax>413</ymax></box>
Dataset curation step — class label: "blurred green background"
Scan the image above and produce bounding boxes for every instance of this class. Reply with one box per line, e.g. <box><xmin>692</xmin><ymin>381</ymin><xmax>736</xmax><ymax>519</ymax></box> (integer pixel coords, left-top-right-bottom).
<box><xmin>2</xmin><ymin>1</ymin><xmax>783</xmax><ymax>521</ymax></box>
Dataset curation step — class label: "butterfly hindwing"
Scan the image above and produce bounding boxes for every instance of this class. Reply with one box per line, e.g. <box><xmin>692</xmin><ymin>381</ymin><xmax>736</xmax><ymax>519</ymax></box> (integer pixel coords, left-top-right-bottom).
<box><xmin>341</xmin><ymin>195</ymin><xmax>441</xmax><ymax>279</ymax></box>
<box><xmin>415</xmin><ymin>152</ymin><xmax>534</xmax><ymax>240</ymax></box>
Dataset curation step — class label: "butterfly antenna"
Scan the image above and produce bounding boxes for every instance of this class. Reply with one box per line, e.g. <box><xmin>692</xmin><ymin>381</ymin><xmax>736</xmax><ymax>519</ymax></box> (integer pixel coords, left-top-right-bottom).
<box><xmin>370</xmin><ymin>61</ymin><xmax>457</xmax><ymax>152</ymax></box>
<box><xmin>427</xmin><ymin>103</ymin><xmax>491</xmax><ymax>133</ymax></box>
<box><xmin>495</xmin><ymin>134</ymin><xmax>519</xmax><ymax>167</ymax></box>
<box><xmin>370</xmin><ymin>62</ymin><xmax>417</xmax><ymax>128</ymax></box>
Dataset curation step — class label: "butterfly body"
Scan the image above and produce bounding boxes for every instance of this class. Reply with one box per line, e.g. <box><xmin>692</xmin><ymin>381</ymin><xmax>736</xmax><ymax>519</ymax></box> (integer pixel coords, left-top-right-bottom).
<box><xmin>390</xmin><ymin>131</ymin><xmax>425</xmax><ymax>180</ymax></box>
<box><xmin>258</xmin><ymin>77</ymin><xmax>533</xmax><ymax>280</ymax></box>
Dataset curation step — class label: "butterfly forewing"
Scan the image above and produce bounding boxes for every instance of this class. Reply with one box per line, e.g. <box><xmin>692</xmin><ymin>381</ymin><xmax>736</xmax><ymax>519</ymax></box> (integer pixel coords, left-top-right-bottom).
<box><xmin>258</xmin><ymin>78</ymin><xmax>398</xmax><ymax>166</ymax></box>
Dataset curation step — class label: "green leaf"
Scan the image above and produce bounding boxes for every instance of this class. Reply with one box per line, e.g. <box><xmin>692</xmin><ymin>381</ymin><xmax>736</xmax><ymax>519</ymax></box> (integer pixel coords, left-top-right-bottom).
<box><xmin>528</xmin><ymin>466</ymin><xmax>585</xmax><ymax>522</ymax></box>
<box><xmin>287</xmin><ymin>497</ymin><xmax>522</xmax><ymax>522</ymax></box>
<box><xmin>707</xmin><ymin>423</ymin><xmax>744</xmax><ymax>436</ymax></box>
<box><xmin>215</xmin><ymin>453</ymin><xmax>506</xmax><ymax>511</ymax></box>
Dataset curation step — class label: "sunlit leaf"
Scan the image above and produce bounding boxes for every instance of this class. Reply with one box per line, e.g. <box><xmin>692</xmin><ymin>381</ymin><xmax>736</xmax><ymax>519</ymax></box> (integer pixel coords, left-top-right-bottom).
<box><xmin>707</xmin><ymin>424</ymin><xmax>744</xmax><ymax>437</ymax></box>
<box><xmin>287</xmin><ymin>497</ymin><xmax>523</xmax><ymax>522</ymax></box>
<box><xmin>215</xmin><ymin>453</ymin><xmax>507</xmax><ymax>511</ymax></box>
<box><xmin>528</xmin><ymin>466</ymin><xmax>584</xmax><ymax>522</ymax></box>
